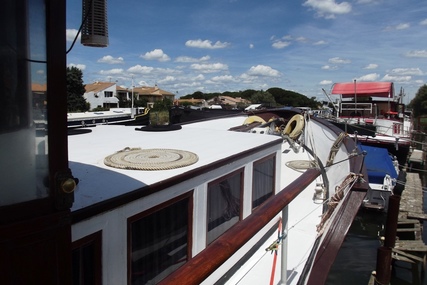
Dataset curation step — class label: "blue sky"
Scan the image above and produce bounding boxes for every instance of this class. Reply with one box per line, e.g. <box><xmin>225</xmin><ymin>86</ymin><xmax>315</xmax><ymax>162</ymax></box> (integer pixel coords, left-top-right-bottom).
<box><xmin>66</xmin><ymin>0</ymin><xmax>427</xmax><ymax>103</ymax></box>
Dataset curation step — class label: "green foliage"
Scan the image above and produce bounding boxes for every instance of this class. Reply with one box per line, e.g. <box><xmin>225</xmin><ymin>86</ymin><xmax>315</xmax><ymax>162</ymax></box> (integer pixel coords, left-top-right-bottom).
<box><xmin>250</xmin><ymin>91</ymin><xmax>276</xmax><ymax>106</ymax></box>
<box><xmin>408</xmin><ymin>84</ymin><xmax>427</xmax><ymax>118</ymax></box>
<box><xmin>180</xmin><ymin>87</ymin><xmax>320</xmax><ymax>108</ymax></box>
<box><xmin>152</xmin><ymin>98</ymin><xmax>173</xmax><ymax>111</ymax></box>
<box><xmin>66</xmin><ymin>67</ymin><xmax>89</xmax><ymax>112</ymax></box>
<box><xmin>267</xmin><ymin>87</ymin><xmax>319</xmax><ymax>108</ymax></box>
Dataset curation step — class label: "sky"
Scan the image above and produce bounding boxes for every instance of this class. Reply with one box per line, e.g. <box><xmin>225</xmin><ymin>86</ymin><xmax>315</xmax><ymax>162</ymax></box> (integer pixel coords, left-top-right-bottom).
<box><xmin>65</xmin><ymin>0</ymin><xmax>427</xmax><ymax>103</ymax></box>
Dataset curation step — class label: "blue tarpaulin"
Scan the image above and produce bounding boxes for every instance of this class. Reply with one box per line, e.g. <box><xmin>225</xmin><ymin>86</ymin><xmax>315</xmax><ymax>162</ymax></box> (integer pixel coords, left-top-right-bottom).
<box><xmin>358</xmin><ymin>144</ymin><xmax>398</xmax><ymax>184</ymax></box>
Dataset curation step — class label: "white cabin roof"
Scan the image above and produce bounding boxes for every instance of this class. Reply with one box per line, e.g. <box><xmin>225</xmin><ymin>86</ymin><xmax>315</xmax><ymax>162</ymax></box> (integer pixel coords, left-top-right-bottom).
<box><xmin>68</xmin><ymin>116</ymin><xmax>282</xmax><ymax>211</ymax></box>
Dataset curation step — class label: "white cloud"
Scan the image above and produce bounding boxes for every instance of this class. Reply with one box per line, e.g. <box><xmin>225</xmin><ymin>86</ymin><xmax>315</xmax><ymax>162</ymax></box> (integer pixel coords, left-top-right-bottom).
<box><xmin>390</xmin><ymin>68</ymin><xmax>423</xmax><ymax>76</ymax></box>
<box><xmin>382</xmin><ymin>74</ymin><xmax>411</xmax><ymax>82</ymax></box>
<box><xmin>396</xmin><ymin>23</ymin><xmax>410</xmax><ymax>30</ymax></box>
<box><xmin>127</xmin><ymin>65</ymin><xmax>155</xmax><ymax>74</ymax></box>
<box><xmin>97</xmin><ymin>55</ymin><xmax>124</xmax><ymax>64</ymax></box>
<box><xmin>210</xmin><ymin>75</ymin><xmax>236</xmax><ymax>82</ymax></box>
<box><xmin>190</xmin><ymin>63</ymin><xmax>229</xmax><ymax>73</ymax></box>
<box><xmin>321</xmin><ymin>65</ymin><xmax>338</xmax><ymax>70</ymax></box>
<box><xmin>192</xmin><ymin>74</ymin><xmax>205</xmax><ymax>81</ymax></box>
<box><xmin>158</xmin><ymin>76</ymin><xmax>176</xmax><ymax>84</ymax></box>
<box><xmin>246</xmin><ymin>65</ymin><xmax>280</xmax><ymax>77</ymax></box>
<box><xmin>296</xmin><ymin>37</ymin><xmax>308</xmax><ymax>43</ymax></box>
<box><xmin>364</xmin><ymin>63</ymin><xmax>378</xmax><ymax>69</ymax></box>
<box><xmin>249</xmin><ymin>43</ymin><xmax>254</xmax><ymax>49</ymax></box>
<box><xmin>272</xmin><ymin>41</ymin><xmax>291</xmax><ymax>49</ymax></box>
<box><xmin>140</xmin><ymin>49</ymin><xmax>171</xmax><ymax>62</ymax></box>
<box><xmin>420</xmin><ymin>19</ymin><xmax>427</xmax><ymax>25</ymax></box>
<box><xmin>303</xmin><ymin>0</ymin><xmax>352</xmax><ymax>19</ymax></box>
<box><xmin>313</xmin><ymin>40</ymin><xmax>327</xmax><ymax>45</ymax></box>
<box><xmin>405</xmin><ymin>50</ymin><xmax>427</xmax><ymax>58</ymax></box>
<box><xmin>175</xmin><ymin>55</ymin><xmax>210</xmax><ymax>63</ymax></box>
<box><xmin>68</xmin><ymin>63</ymin><xmax>86</xmax><ymax>70</ymax></box>
<box><xmin>99</xmin><ymin>68</ymin><xmax>124</xmax><ymax>75</ymax></box>
<box><xmin>328</xmin><ymin>57</ymin><xmax>351</xmax><ymax>64</ymax></box>
<box><xmin>320</xmin><ymin>80</ymin><xmax>333</xmax><ymax>85</ymax></box>
<box><xmin>355</xmin><ymin>73</ymin><xmax>380</xmax><ymax>81</ymax></box>
<box><xmin>385</xmin><ymin>23</ymin><xmax>410</xmax><ymax>31</ymax></box>
<box><xmin>185</xmin><ymin>39</ymin><xmax>230</xmax><ymax>49</ymax></box>
<box><xmin>66</xmin><ymin>29</ymin><xmax>79</xmax><ymax>42</ymax></box>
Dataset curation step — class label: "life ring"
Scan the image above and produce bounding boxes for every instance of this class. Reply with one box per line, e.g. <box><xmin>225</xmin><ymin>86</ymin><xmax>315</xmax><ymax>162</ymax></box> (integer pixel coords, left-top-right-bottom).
<box><xmin>283</xmin><ymin>114</ymin><xmax>304</xmax><ymax>140</ymax></box>
<box><xmin>243</xmin><ymin>115</ymin><xmax>266</xmax><ymax>125</ymax></box>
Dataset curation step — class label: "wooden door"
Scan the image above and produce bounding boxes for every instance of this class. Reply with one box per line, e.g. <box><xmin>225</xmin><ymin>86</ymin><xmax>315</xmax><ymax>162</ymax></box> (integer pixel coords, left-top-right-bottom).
<box><xmin>0</xmin><ymin>0</ymin><xmax>73</xmax><ymax>284</ymax></box>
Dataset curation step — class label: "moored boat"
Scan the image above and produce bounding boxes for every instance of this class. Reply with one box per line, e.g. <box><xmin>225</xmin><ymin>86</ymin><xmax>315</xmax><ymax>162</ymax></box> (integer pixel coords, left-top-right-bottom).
<box><xmin>67</xmin><ymin>108</ymin><xmax>368</xmax><ymax>285</ymax></box>
<box><xmin>326</xmin><ymin>81</ymin><xmax>412</xmax><ymax>167</ymax></box>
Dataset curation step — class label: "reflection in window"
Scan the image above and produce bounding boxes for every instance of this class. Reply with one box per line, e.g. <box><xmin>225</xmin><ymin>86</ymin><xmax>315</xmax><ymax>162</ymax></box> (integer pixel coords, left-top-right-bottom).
<box><xmin>72</xmin><ymin>232</ymin><xmax>102</xmax><ymax>285</ymax></box>
<box><xmin>0</xmin><ymin>0</ymin><xmax>49</xmax><ymax>205</ymax></box>
<box><xmin>207</xmin><ymin>170</ymin><xmax>242</xmax><ymax>244</ymax></box>
<box><xmin>129</xmin><ymin>196</ymin><xmax>191</xmax><ymax>285</ymax></box>
<box><xmin>252</xmin><ymin>155</ymin><xmax>275</xmax><ymax>210</ymax></box>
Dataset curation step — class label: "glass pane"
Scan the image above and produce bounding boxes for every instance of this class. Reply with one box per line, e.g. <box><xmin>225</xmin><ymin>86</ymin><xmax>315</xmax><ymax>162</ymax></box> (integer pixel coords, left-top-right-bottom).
<box><xmin>130</xmin><ymin>198</ymin><xmax>189</xmax><ymax>284</ymax></box>
<box><xmin>207</xmin><ymin>172</ymin><xmax>242</xmax><ymax>244</ymax></box>
<box><xmin>0</xmin><ymin>0</ymin><xmax>49</xmax><ymax>206</ymax></box>
<box><xmin>252</xmin><ymin>156</ymin><xmax>275</xmax><ymax>209</ymax></box>
<box><xmin>72</xmin><ymin>243</ymin><xmax>95</xmax><ymax>285</ymax></box>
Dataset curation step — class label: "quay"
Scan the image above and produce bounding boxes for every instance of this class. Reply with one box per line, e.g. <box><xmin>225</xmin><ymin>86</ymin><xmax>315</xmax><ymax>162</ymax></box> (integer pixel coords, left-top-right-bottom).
<box><xmin>369</xmin><ymin>172</ymin><xmax>427</xmax><ymax>285</ymax></box>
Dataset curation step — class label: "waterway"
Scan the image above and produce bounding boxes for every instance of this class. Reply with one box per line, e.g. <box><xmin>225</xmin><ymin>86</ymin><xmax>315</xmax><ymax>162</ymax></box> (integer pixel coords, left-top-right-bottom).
<box><xmin>326</xmin><ymin>171</ymin><xmax>427</xmax><ymax>285</ymax></box>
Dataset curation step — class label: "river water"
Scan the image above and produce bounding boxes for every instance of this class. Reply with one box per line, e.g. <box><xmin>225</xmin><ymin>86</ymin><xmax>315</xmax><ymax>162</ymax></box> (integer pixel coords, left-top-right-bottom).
<box><xmin>326</xmin><ymin>171</ymin><xmax>427</xmax><ymax>285</ymax></box>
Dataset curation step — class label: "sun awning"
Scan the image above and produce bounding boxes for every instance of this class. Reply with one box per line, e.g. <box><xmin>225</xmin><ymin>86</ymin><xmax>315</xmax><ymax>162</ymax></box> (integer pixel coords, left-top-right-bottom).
<box><xmin>331</xmin><ymin>82</ymin><xmax>394</xmax><ymax>98</ymax></box>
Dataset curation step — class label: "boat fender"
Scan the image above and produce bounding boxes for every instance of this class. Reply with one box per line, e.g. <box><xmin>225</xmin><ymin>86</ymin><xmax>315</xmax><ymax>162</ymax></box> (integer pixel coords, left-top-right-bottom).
<box><xmin>243</xmin><ymin>115</ymin><xmax>266</xmax><ymax>125</ymax></box>
<box><xmin>282</xmin><ymin>114</ymin><xmax>304</xmax><ymax>140</ymax></box>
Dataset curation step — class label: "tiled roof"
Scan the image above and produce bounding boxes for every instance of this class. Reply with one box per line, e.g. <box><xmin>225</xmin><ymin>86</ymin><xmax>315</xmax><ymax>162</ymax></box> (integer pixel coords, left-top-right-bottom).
<box><xmin>85</xmin><ymin>82</ymin><xmax>116</xmax><ymax>93</ymax></box>
<box><xmin>32</xmin><ymin>83</ymin><xmax>47</xmax><ymax>92</ymax></box>
<box><xmin>133</xmin><ymin>86</ymin><xmax>174</xmax><ymax>96</ymax></box>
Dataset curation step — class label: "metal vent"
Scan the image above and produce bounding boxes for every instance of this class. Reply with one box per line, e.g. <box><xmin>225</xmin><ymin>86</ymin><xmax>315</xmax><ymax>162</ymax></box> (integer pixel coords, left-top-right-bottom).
<box><xmin>81</xmin><ymin>0</ymin><xmax>109</xmax><ymax>47</ymax></box>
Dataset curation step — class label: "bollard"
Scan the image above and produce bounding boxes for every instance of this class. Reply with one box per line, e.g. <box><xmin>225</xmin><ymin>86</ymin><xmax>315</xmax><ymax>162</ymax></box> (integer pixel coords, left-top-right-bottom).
<box><xmin>384</xmin><ymin>195</ymin><xmax>400</xmax><ymax>248</ymax></box>
<box><xmin>375</xmin><ymin>246</ymin><xmax>392</xmax><ymax>285</ymax></box>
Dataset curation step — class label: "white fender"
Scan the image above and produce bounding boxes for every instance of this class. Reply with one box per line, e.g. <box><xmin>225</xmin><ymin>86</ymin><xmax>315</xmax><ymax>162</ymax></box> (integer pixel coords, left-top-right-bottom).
<box><xmin>243</xmin><ymin>115</ymin><xmax>266</xmax><ymax>125</ymax></box>
<box><xmin>283</xmin><ymin>114</ymin><xmax>304</xmax><ymax>140</ymax></box>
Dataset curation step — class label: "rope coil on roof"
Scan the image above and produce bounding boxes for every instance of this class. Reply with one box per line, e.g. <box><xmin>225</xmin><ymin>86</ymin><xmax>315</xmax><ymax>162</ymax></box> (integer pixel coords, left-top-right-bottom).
<box><xmin>104</xmin><ymin>147</ymin><xmax>198</xmax><ymax>170</ymax></box>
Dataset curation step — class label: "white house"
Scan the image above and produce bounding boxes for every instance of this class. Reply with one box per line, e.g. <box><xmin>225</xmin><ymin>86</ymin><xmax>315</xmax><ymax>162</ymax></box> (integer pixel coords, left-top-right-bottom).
<box><xmin>84</xmin><ymin>82</ymin><xmax>119</xmax><ymax>110</ymax></box>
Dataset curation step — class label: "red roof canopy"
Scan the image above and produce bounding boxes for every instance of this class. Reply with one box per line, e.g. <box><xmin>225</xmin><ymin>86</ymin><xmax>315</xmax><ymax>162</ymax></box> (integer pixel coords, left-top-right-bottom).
<box><xmin>331</xmin><ymin>82</ymin><xmax>394</xmax><ymax>98</ymax></box>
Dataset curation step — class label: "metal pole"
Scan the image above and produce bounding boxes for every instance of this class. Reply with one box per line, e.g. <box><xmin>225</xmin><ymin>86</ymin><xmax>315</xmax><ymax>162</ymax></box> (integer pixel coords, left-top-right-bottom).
<box><xmin>354</xmin><ymin>79</ymin><xmax>357</xmax><ymax>116</ymax></box>
<box><xmin>131</xmin><ymin>76</ymin><xmax>134</xmax><ymax>118</ymax></box>
<box><xmin>279</xmin><ymin>206</ymin><xmax>289</xmax><ymax>285</ymax></box>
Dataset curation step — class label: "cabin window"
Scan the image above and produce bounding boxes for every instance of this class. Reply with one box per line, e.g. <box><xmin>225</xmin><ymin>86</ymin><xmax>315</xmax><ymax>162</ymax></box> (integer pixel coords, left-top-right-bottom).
<box><xmin>128</xmin><ymin>194</ymin><xmax>192</xmax><ymax>285</ymax></box>
<box><xmin>252</xmin><ymin>154</ymin><xmax>275</xmax><ymax>210</ymax></box>
<box><xmin>72</xmin><ymin>231</ymin><xmax>102</xmax><ymax>285</ymax></box>
<box><xmin>207</xmin><ymin>169</ymin><xmax>243</xmax><ymax>244</ymax></box>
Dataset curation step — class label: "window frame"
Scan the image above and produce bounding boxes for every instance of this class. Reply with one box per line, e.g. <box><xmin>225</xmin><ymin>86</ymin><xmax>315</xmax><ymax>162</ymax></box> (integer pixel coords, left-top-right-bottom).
<box><xmin>71</xmin><ymin>231</ymin><xmax>103</xmax><ymax>285</ymax></box>
<box><xmin>252</xmin><ymin>153</ymin><xmax>276</xmax><ymax>210</ymax></box>
<box><xmin>127</xmin><ymin>191</ymin><xmax>193</xmax><ymax>285</ymax></box>
<box><xmin>206</xmin><ymin>168</ymin><xmax>244</xmax><ymax>246</ymax></box>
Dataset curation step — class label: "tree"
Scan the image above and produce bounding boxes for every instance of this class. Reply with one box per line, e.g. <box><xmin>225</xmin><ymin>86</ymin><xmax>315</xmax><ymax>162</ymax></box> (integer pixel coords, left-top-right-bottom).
<box><xmin>67</xmin><ymin>66</ymin><xmax>89</xmax><ymax>112</ymax></box>
<box><xmin>250</xmin><ymin>91</ymin><xmax>276</xmax><ymax>106</ymax></box>
<box><xmin>408</xmin><ymin>84</ymin><xmax>427</xmax><ymax>118</ymax></box>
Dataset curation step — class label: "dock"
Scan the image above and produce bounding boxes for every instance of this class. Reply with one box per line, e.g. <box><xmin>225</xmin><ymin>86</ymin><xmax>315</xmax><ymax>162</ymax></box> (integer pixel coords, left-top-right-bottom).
<box><xmin>369</xmin><ymin>172</ymin><xmax>427</xmax><ymax>285</ymax></box>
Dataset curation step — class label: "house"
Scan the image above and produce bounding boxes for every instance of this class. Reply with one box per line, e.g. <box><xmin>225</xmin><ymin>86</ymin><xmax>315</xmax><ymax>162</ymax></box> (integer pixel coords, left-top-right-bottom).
<box><xmin>131</xmin><ymin>85</ymin><xmax>175</xmax><ymax>107</ymax></box>
<box><xmin>174</xmin><ymin>98</ymin><xmax>208</xmax><ymax>108</ymax></box>
<box><xmin>84</xmin><ymin>82</ymin><xmax>175</xmax><ymax>110</ymax></box>
<box><xmin>84</xmin><ymin>81</ymin><xmax>119</xmax><ymax>109</ymax></box>
<box><xmin>207</xmin><ymin>95</ymin><xmax>250</xmax><ymax>109</ymax></box>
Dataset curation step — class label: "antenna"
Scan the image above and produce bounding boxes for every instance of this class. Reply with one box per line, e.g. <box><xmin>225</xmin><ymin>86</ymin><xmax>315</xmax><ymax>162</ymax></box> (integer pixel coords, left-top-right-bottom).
<box><xmin>81</xmin><ymin>0</ymin><xmax>109</xmax><ymax>47</ymax></box>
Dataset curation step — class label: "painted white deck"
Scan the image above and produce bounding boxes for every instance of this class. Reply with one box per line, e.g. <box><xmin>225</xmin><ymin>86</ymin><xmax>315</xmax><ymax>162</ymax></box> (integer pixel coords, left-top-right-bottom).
<box><xmin>68</xmin><ymin>115</ymin><xmax>279</xmax><ymax>211</ymax></box>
